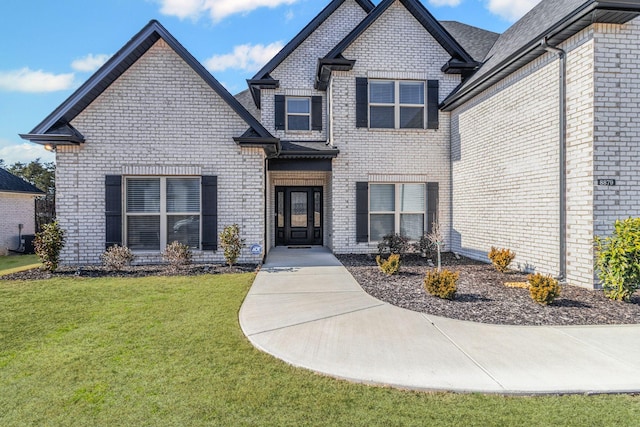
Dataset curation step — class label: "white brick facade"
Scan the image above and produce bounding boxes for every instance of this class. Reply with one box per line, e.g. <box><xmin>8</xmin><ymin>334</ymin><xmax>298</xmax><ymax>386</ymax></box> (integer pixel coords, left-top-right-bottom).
<box><xmin>36</xmin><ymin>1</ymin><xmax>640</xmax><ymax>289</ymax></box>
<box><xmin>0</xmin><ymin>193</ymin><xmax>37</xmax><ymax>256</ymax></box>
<box><xmin>58</xmin><ymin>40</ymin><xmax>265</xmax><ymax>265</ymax></box>
<box><xmin>329</xmin><ymin>1</ymin><xmax>458</xmax><ymax>253</ymax></box>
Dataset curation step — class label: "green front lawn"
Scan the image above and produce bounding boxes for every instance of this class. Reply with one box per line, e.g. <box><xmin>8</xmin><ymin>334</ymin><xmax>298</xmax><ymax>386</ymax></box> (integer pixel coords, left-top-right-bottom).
<box><xmin>1</xmin><ymin>274</ymin><xmax>638</xmax><ymax>426</ymax></box>
<box><xmin>0</xmin><ymin>254</ymin><xmax>40</xmax><ymax>276</ymax></box>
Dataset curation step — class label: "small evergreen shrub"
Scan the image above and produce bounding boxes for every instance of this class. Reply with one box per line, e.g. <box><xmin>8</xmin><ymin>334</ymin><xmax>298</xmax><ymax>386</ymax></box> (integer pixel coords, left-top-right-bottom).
<box><xmin>102</xmin><ymin>245</ymin><xmax>134</xmax><ymax>271</ymax></box>
<box><xmin>220</xmin><ymin>224</ymin><xmax>245</xmax><ymax>267</ymax></box>
<box><xmin>488</xmin><ymin>247</ymin><xmax>516</xmax><ymax>273</ymax></box>
<box><xmin>528</xmin><ymin>273</ymin><xmax>561</xmax><ymax>305</ymax></box>
<box><xmin>424</xmin><ymin>269</ymin><xmax>459</xmax><ymax>300</ymax></box>
<box><xmin>413</xmin><ymin>234</ymin><xmax>433</xmax><ymax>257</ymax></box>
<box><xmin>376</xmin><ymin>254</ymin><xmax>401</xmax><ymax>275</ymax></box>
<box><xmin>595</xmin><ymin>217</ymin><xmax>640</xmax><ymax>302</ymax></box>
<box><xmin>163</xmin><ymin>241</ymin><xmax>192</xmax><ymax>268</ymax></box>
<box><xmin>377</xmin><ymin>233</ymin><xmax>410</xmax><ymax>256</ymax></box>
<box><xmin>34</xmin><ymin>221</ymin><xmax>65</xmax><ymax>272</ymax></box>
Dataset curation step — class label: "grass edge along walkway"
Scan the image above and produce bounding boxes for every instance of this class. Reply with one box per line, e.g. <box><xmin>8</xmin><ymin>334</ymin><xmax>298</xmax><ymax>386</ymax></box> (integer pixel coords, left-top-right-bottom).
<box><xmin>0</xmin><ymin>273</ymin><xmax>639</xmax><ymax>426</ymax></box>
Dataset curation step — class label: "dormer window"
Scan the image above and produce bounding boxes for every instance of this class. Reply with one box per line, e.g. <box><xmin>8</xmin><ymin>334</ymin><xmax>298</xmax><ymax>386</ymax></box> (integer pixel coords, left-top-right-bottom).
<box><xmin>369</xmin><ymin>80</ymin><xmax>425</xmax><ymax>129</ymax></box>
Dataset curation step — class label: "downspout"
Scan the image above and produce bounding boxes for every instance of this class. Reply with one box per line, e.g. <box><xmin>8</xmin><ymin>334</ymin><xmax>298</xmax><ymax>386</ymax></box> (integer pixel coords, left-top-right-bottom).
<box><xmin>542</xmin><ymin>38</ymin><xmax>567</xmax><ymax>282</ymax></box>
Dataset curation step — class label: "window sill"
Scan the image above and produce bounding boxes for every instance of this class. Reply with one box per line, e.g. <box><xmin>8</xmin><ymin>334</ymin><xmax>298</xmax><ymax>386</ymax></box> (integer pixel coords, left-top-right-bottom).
<box><xmin>365</xmin><ymin>128</ymin><xmax>432</xmax><ymax>132</ymax></box>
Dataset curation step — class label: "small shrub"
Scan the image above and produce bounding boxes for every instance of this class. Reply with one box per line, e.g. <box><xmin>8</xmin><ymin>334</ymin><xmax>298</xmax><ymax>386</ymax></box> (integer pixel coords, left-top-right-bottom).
<box><xmin>488</xmin><ymin>247</ymin><xmax>516</xmax><ymax>273</ymax></box>
<box><xmin>163</xmin><ymin>241</ymin><xmax>192</xmax><ymax>268</ymax></box>
<box><xmin>220</xmin><ymin>224</ymin><xmax>245</xmax><ymax>267</ymax></box>
<box><xmin>376</xmin><ymin>254</ymin><xmax>401</xmax><ymax>275</ymax></box>
<box><xmin>412</xmin><ymin>234</ymin><xmax>433</xmax><ymax>257</ymax></box>
<box><xmin>34</xmin><ymin>221</ymin><xmax>65</xmax><ymax>272</ymax></box>
<box><xmin>528</xmin><ymin>273</ymin><xmax>561</xmax><ymax>305</ymax></box>
<box><xmin>377</xmin><ymin>233</ymin><xmax>410</xmax><ymax>256</ymax></box>
<box><xmin>595</xmin><ymin>217</ymin><xmax>640</xmax><ymax>302</ymax></box>
<box><xmin>424</xmin><ymin>269</ymin><xmax>459</xmax><ymax>300</ymax></box>
<box><xmin>102</xmin><ymin>245</ymin><xmax>134</xmax><ymax>271</ymax></box>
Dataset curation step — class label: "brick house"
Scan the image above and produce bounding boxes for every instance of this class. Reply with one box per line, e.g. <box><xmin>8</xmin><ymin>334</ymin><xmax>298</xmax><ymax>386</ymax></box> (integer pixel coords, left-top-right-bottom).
<box><xmin>21</xmin><ymin>0</ymin><xmax>640</xmax><ymax>288</ymax></box>
<box><xmin>0</xmin><ymin>168</ymin><xmax>44</xmax><ymax>255</ymax></box>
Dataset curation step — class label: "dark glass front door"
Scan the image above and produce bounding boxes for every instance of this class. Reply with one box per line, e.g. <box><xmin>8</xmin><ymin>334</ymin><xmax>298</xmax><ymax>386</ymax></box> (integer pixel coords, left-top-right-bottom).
<box><xmin>276</xmin><ymin>186</ymin><xmax>322</xmax><ymax>246</ymax></box>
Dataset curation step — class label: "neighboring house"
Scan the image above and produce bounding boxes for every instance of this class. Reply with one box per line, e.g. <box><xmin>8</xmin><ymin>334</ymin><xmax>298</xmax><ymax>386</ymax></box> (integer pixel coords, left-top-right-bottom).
<box><xmin>0</xmin><ymin>168</ymin><xmax>44</xmax><ymax>255</ymax></box>
<box><xmin>21</xmin><ymin>0</ymin><xmax>640</xmax><ymax>288</ymax></box>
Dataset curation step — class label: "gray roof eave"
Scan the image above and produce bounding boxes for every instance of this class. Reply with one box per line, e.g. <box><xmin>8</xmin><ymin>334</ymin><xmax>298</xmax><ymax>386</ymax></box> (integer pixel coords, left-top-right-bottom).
<box><xmin>442</xmin><ymin>1</ymin><xmax>640</xmax><ymax>111</ymax></box>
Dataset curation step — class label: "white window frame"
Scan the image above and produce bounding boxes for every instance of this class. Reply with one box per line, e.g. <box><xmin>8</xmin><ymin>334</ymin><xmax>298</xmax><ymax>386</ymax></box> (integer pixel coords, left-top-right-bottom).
<box><xmin>369</xmin><ymin>183</ymin><xmax>426</xmax><ymax>242</ymax></box>
<box><xmin>124</xmin><ymin>176</ymin><xmax>201</xmax><ymax>252</ymax></box>
<box><xmin>369</xmin><ymin>80</ymin><xmax>425</xmax><ymax>129</ymax></box>
<box><xmin>286</xmin><ymin>96</ymin><xmax>311</xmax><ymax>131</ymax></box>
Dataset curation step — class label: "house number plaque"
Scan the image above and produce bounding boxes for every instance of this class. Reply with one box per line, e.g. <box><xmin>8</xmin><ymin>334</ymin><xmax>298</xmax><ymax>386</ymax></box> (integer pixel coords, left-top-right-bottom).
<box><xmin>597</xmin><ymin>179</ymin><xmax>616</xmax><ymax>186</ymax></box>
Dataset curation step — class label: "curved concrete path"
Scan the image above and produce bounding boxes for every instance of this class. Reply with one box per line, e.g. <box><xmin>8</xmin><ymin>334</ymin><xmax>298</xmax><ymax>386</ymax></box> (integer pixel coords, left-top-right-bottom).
<box><xmin>239</xmin><ymin>247</ymin><xmax>640</xmax><ymax>395</ymax></box>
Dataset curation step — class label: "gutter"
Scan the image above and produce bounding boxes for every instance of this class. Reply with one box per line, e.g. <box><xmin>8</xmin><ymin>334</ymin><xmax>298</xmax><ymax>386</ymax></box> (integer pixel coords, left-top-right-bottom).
<box><xmin>542</xmin><ymin>38</ymin><xmax>567</xmax><ymax>283</ymax></box>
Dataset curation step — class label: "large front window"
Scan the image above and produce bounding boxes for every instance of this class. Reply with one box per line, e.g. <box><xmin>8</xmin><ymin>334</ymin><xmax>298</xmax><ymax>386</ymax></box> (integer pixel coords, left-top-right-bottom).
<box><xmin>126</xmin><ymin>177</ymin><xmax>200</xmax><ymax>250</ymax></box>
<box><xmin>369</xmin><ymin>183</ymin><xmax>425</xmax><ymax>241</ymax></box>
<box><xmin>369</xmin><ymin>80</ymin><xmax>425</xmax><ymax>129</ymax></box>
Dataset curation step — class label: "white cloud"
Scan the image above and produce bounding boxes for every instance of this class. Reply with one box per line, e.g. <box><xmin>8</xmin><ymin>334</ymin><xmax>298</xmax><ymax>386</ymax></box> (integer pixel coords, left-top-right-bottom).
<box><xmin>158</xmin><ymin>0</ymin><xmax>299</xmax><ymax>22</ymax></box>
<box><xmin>204</xmin><ymin>42</ymin><xmax>284</xmax><ymax>72</ymax></box>
<box><xmin>429</xmin><ymin>0</ymin><xmax>462</xmax><ymax>6</ymax></box>
<box><xmin>71</xmin><ymin>53</ymin><xmax>111</xmax><ymax>72</ymax></box>
<box><xmin>0</xmin><ymin>141</ymin><xmax>55</xmax><ymax>166</ymax></box>
<box><xmin>0</xmin><ymin>68</ymin><xmax>75</xmax><ymax>93</ymax></box>
<box><xmin>487</xmin><ymin>0</ymin><xmax>541</xmax><ymax>22</ymax></box>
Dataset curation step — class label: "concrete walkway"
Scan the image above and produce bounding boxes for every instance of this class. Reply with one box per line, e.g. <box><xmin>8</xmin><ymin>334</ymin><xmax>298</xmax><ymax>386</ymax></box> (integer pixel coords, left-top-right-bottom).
<box><xmin>239</xmin><ymin>247</ymin><xmax>640</xmax><ymax>395</ymax></box>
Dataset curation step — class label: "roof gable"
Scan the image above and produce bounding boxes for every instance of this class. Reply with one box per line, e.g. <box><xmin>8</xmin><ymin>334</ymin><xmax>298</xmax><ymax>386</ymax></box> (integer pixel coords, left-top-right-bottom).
<box><xmin>251</xmin><ymin>0</ymin><xmax>375</xmax><ymax>81</ymax></box>
<box><xmin>0</xmin><ymin>169</ymin><xmax>44</xmax><ymax>195</ymax></box>
<box><xmin>324</xmin><ymin>0</ymin><xmax>474</xmax><ymax>64</ymax></box>
<box><xmin>22</xmin><ymin>20</ymin><xmax>274</xmax><ymax>143</ymax></box>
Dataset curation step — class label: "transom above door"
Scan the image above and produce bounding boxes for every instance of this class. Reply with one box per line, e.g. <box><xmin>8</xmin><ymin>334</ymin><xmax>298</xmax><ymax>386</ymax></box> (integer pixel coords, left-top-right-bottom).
<box><xmin>276</xmin><ymin>186</ymin><xmax>322</xmax><ymax>246</ymax></box>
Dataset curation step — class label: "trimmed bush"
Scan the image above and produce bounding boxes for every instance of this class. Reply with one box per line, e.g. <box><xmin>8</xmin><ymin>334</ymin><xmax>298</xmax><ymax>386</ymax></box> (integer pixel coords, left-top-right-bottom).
<box><xmin>377</xmin><ymin>233</ymin><xmax>410</xmax><ymax>256</ymax></box>
<box><xmin>528</xmin><ymin>273</ymin><xmax>561</xmax><ymax>305</ymax></box>
<box><xmin>34</xmin><ymin>221</ymin><xmax>65</xmax><ymax>272</ymax></box>
<box><xmin>376</xmin><ymin>254</ymin><xmax>401</xmax><ymax>275</ymax></box>
<box><xmin>488</xmin><ymin>247</ymin><xmax>516</xmax><ymax>273</ymax></box>
<box><xmin>424</xmin><ymin>269</ymin><xmax>459</xmax><ymax>300</ymax></box>
<box><xmin>163</xmin><ymin>241</ymin><xmax>192</xmax><ymax>268</ymax></box>
<box><xmin>102</xmin><ymin>245</ymin><xmax>134</xmax><ymax>271</ymax></box>
<box><xmin>595</xmin><ymin>217</ymin><xmax>640</xmax><ymax>302</ymax></box>
<box><xmin>220</xmin><ymin>224</ymin><xmax>245</xmax><ymax>267</ymax></box>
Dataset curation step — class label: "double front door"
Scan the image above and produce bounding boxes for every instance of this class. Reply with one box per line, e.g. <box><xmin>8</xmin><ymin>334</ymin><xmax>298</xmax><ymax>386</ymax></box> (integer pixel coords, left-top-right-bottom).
<box><xmin>276</xmin><ymin>186</ymin><xmax>323</xmax><ymax>246</ymax></box>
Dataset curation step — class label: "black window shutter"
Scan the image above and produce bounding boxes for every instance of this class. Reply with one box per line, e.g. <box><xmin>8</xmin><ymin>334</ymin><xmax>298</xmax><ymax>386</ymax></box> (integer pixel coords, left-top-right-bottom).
<box><xmin>356</xmin><ymin>182</ymin><xmax>369</xmax><ymax>243</ymax></box>
<box><xmin>105</xmin><ymin>175</ymin><xmax>122</xmax><ymax>249</ymax></box>
<box><xmin>356</xmin><ymin>78</ymin><xmax>368</xmax><ymax>128</ymax></box>
<box><xmin>426</xmin><ymin>182</ymin><xmax>439</xmax><ymax>234</ymax></box>
<box><xmin>311</xmin><ymin>96</ymin><xmax>322</xmax><ymax>131</ymax></box>
<box><xmin>427</xmin><ymin>80</ymin><xmax>439</xmax><ymax>130</ymax></box>
<box><xmin>275</xmin><ymin>95</ymin><xmax>285</xmax><ymax>130</ymax></box>
<box><xmin>201</xmin><ymin>176</ymin><xmax>218</xmax><ymax>251</ymax></box>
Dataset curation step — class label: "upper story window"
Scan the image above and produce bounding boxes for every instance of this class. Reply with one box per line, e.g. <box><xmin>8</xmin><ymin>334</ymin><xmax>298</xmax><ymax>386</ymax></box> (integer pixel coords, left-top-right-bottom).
<box><xmin>125</xmin><ymin>177</ymin><xmax>201</xmax><ymax>251</ymax></box>
<box><xmin>275</xmin><ymin>95</ymin><xmax>322</xmax><ymax>132</ymax></box>
<box><xmin>287</xmin><ymin>97</ymin><xmax>311</xmax><ymax>131</ymax></box>
<box><xmin>369</xmin><ymin>80</ymin><xmax>425</xmax><ymax>129</ymax></box>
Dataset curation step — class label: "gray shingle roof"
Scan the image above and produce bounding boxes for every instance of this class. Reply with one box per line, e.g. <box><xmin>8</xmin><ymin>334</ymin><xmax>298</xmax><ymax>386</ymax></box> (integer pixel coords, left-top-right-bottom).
<box><xmin>443</xmin><ymin>0</ymin><xmax>640</xmax><ymax>110</ymax></box>
<box><xmin>0</xmin><ymin>168</ymin><xmax>44</xmax><ymax>195</ymax></box>
<box><xmin>440</xmin><ymin>21</ymin><xmax>500</xmax><ymax>62</ymax></box>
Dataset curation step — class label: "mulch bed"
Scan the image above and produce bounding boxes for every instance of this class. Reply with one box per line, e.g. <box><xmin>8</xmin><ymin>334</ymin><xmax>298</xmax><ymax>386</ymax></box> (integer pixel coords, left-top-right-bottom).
<box><xmin>336</xmin><ymin>253</ymin><xmax>640</xmax><ymax>326</ymax></box>
<box><xmin>1</xmin><ymin>263</ymin><xmax>258</xmax><ymax>281</ymax></box>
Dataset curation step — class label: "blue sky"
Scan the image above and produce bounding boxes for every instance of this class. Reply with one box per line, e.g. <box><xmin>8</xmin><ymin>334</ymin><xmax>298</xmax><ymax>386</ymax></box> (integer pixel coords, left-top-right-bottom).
<box><xmin>0</xmin><ymin>0</ymin><xmax>540</xmax><ymax>165</ymax></box>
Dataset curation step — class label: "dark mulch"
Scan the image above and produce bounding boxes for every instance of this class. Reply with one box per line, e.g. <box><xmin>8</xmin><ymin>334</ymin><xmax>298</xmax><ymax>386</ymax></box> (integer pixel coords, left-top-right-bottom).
<box><xmin>1</xmin><ymin>263</ymin><xmax>258</xmax><ymax>281</ymax></box>
<box><xmin>337</xmin><ymin>253</ymin><xmax>640</xmax><ymax>326</ymax></box>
